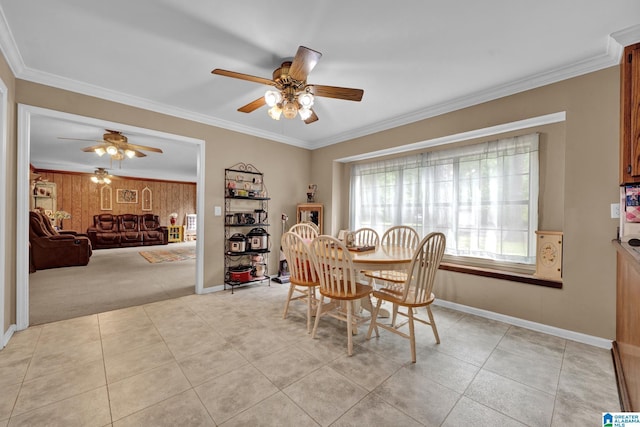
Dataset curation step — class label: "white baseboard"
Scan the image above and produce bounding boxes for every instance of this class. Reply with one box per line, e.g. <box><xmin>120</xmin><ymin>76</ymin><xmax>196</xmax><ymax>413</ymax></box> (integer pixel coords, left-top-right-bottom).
<box><xmin>434</xmin><ymin>299</ymin><xmax>613</xmax><ymax>350</ymax></box>
<box><xmin>198</xmin><ymin>284</ymin><xmax>225</xmax><ymax>294</ymax></box>
<box><xmin>1</xmin><ymin>324</ymin><xmax>16</xmax><ymax>349</ymax></box>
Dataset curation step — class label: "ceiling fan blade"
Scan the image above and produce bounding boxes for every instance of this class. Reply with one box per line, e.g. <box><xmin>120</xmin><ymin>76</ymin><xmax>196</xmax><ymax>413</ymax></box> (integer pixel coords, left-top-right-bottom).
<box><xmin>211</xmin><ymin>69</ymin><xmax>275</xmax><ymax>86</ymax></box>
<box><xmin>59</xmin><ymin>137</ymin><xmax>104</xmax><ymax>143</ymax></box>
<box><xmin>304</xmin><ymin>109</ymin><xmax>319</xmax><ymax>124</ymax></box>
<box><xmin>289</xmin><ymin>46</ymin><xmax>322</xmax><ymax>82</ymax></box>
<box><xmin>238</xmin><ymin>97</ymin><xmax>266</xmax><ymax>113</ymax></box>
<box><xmin>308</xmin><ymin>85</ymin><xmax>364</xmax><ymax>102</ymax></box>
<box><xmin>81</xmin><ymin>144</ymin><xmax>106</xmax><ymax>152</ymax></box>
<box><xmin>132</xmin><ymin>150</ymin><xmax>147</xmax><ymax>158</ymax></box>
<box><xmin>125</xmin><ymin>143</ymin><xmax>163</xmax><ymax>153</ymax></box>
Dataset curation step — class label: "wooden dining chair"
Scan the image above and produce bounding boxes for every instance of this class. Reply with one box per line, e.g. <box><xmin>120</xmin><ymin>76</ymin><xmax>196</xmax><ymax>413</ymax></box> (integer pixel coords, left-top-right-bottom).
<box><xmin>309</xmin><ymin>235</ymin><xmax>373</xmax><ymax>356</ymax></box>
<box><xmin>281</xmin><ymin>231</ymin><xmax>319</xmax><ymax>333</ymax></box>
<box><xmin>289</xmin><ymin>223</ymin><xmax>319</xmax><ymax>241</ymax></box>
<box><xmin>366</xmin><ymin>232</ymin><xmax>446</xmax><ymax>363</ymax></box>
<box><xmin>364</xmin><ymin>225</ymin><xmax>421</xmax><ymax>312</ymax></box>
<box><xmin>381</xmin><ymin>225</ymin><xmax>420</xmax><ymax>249</ymax></box>
<box><xmin>302</xmin><ymin>221</ymin><xmax>320</xmax><ymax>235</ymax></box>
<box><xmin>353</xmin><ymin>227</ymin><xmax>380</xmax><ymax>247</ymax></box>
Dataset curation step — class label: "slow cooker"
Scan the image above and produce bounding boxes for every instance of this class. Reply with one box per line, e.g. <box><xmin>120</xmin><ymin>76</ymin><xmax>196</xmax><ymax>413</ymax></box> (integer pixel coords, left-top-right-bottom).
<box><xmin>247</xmin><ymin>228</ymin><xmax>269</xmax><ymax>251</ymax></box>
<box><xmin>229</xmin><ymin>233</ymin><xmax>247</xmax><ymax>252</ymax></box>
<box><xmin>229</xmin><ymin>265</ymin><xmax>252</xmax><ymax>282</ymax></box>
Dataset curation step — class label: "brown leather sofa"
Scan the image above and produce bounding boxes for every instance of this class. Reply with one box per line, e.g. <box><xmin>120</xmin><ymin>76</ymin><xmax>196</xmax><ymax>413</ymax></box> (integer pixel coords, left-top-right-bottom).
<box><xmin>87</xmin><ymin>213</ymin><xmax>168</xmax><ymax>249</ymax></box>
<box><xmin>29</xmin><ymin>211</ymin><xmax>92</xmax><ymax>270</ymax></box>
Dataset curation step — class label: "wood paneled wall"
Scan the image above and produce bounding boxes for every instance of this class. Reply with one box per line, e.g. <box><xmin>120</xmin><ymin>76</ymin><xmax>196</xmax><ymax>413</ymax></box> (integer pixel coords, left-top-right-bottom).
<box><xmin>33</xmin><ymin>170</ymin><xmax>196</xmax><ymax>233</ymax></box>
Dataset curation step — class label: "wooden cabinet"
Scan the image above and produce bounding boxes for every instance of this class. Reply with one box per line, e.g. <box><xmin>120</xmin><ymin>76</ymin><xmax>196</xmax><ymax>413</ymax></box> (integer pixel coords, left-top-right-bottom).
<box><xmin>613</xmin><ymin>241</ymin><xmax>640</xmax><ymax>411</ymax></box>
<box><xmin>297</xmin><ymin>203</ymin><xmax>323</xmax><ymax>234</ymax></box>
<box><xmin>167</xmin><ymin>225</ymin><xmax>183</xmax><ymax>242</ymax></box>
<box><xmin>620</xmin><ymin>42</ymin><xmax>640</xmax><ymax>184</ymax></box>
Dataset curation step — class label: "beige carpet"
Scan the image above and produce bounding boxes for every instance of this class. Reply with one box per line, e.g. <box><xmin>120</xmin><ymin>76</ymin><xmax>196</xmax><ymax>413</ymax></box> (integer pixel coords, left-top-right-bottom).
<box><xmin>29</xmin><ymin>242</ymin><xmax>197</xmax><ymax>325</ymax></box>
<box><xmin>139</xmin><ymin>247</ymin><xmax>196</xmax><ymax>263</ymax></box>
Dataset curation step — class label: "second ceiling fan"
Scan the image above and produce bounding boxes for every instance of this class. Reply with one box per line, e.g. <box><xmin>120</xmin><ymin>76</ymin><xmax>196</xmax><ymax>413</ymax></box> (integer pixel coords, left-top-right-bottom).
<box><xmin>212</xmin><ymin>46</ymin><xmax>364</xmax><ymax>124</ymax></box>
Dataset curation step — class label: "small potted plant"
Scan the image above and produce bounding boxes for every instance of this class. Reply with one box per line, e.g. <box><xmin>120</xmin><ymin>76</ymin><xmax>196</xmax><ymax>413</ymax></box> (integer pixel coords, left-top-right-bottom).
<box><xmin>169</xmin><ymin>212</ymin><xmax>178</xmax><ymax>225</ymax></box>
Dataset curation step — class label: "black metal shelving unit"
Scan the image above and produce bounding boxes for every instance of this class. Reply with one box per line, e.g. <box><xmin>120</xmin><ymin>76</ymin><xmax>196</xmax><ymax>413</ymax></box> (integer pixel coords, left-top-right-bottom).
<box><xmin>224</xmin><ymin>163</ymin><xmax>270</xmax><ymax>294</ymax></box>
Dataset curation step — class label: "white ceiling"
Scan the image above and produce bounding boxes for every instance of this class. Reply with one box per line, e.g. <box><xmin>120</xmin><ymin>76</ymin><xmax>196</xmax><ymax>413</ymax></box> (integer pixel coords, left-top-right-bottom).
<box><xmin>1</xmin><ymin>1</ymin><xmax>639</xmax><ymax>182</ymax></box>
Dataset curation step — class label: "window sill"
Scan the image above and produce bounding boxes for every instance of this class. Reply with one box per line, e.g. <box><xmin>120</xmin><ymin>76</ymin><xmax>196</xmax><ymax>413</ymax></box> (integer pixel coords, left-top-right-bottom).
<box><xmin>439</xmin><ymin>262</ymin><xmax>563</xmax><ymax>289</ymax></box>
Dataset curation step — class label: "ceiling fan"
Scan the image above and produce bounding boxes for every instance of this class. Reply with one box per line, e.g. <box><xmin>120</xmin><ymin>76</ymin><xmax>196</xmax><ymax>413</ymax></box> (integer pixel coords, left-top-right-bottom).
<box><xmin>212</xmin><ymin>46</ymin><xmax>364</xmax><ymax>124</ymax></box>
<box><xmin>59</xmin><ymin>129</ymin><xmax>164</xmax><ymax>161</ymax></box>
<box><xmin>90</xmin><ymin>168</ymin><xmax>112</xmax><ymax>184</ymax></box>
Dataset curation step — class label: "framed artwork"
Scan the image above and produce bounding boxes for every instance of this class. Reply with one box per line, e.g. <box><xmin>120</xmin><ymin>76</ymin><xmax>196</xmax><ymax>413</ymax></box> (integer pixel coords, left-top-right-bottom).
<box><xmin>141</xmin><ymin>186</ymin><xmax>152</xmax><ymax>211</ymax></box>
<box><xmin>100</xmin><ymin>186</ymin><xmax>112</xmax><ymax>210</ymax></box>
<box><xmin>116</xmin><ymin>189</ymin><xmax>138</xmax><ymax>204</ymax></box>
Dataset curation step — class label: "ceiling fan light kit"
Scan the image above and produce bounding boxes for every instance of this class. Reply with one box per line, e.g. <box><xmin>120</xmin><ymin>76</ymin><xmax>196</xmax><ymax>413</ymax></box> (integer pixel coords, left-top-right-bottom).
<box><xmin>58</xmin><ymin>129</ymin><xmax>164</xmax><ymax>169</ymax></box>
<box><xmin>91</xmin><ymin>168</ymin><xmax>112</xmax><ymax>185</ymax></box>
<box><xmin>212</xmin><ymin>46</ymin><xmax>364</xmax><ymax>124</ymax></box>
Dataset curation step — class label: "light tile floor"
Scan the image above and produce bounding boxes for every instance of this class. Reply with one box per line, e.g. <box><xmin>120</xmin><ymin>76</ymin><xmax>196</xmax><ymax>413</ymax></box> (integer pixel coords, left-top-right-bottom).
<box><xmin>0</xmin><ymin>283</ymin><xmax>620</xmax><ymax>426</ymax></box>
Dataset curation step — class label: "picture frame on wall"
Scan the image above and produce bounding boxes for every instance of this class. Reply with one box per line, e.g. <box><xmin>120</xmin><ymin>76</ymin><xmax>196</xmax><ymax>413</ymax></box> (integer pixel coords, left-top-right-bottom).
<box><xmin>116</xmin><ymin>189</ymin><xmax>138</xmax><ymax>204</ymax></box>
<box><xmin>141</xmin><ymin>186</ymin><xmax>152</xmax><ymax>211</ymax></box>
<box><xmin>100</xmin><ymin>186</ymin><xmax>112</xmax><ymax>210</ymax></box>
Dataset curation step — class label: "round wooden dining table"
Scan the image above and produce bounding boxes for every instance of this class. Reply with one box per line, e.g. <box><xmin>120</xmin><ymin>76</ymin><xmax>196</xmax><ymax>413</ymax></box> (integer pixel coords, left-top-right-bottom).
<box><xmin>345</xmin><ymin>244</ymin><xmax>415</xmax><ymax>318</ymax></box>
<box><xmin>347</xmin><ymin>244</ymin><xmax>414</xmax><ymax>271</ymax></box>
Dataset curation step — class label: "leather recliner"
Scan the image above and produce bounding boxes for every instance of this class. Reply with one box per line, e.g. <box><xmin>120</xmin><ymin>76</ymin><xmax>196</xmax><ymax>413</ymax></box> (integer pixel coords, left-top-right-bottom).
<box><xmin>87</xmin><ymin>214</ymin><xmax>121</xmax><ymax>249</ymax></box>
<box><xmin>118</xmin><ymin>214</ymin><xmax>142</xmax><ymax>247</ymax></box>
<box><xmin>29</xmin><ymin>211</ymin><xmax>92</xmax><ymax>270</ymax></box>
<box><xmin>140</xmin><ymin>214</ymin><xmax>168</xmax><ymax>246</ymax></box>
<box><xmin>87</xmin><ymin>213</ymin><xmax>168</xmax><ymax>249</ymax></box>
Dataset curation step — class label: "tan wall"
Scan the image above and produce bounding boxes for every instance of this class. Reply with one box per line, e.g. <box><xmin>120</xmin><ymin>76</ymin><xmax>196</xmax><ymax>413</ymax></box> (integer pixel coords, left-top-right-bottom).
<box><xmin>1</xmin><ymin>59</ymin><xmax>620</xmax><ymax>340</ymax></box>
<box><xmin>11</xmin><ymin>80</ymin><xmax>312</xmax><ymax>310</ymax></box>
<box><xmin>33</xmin><ymin>170</ymin><xmax>196</xmax><ymax>232</ymax></box>
<box><xmin>312</xmin><ymin>67</ymin><xmax>620</xmax><ymax>339</ymax></box>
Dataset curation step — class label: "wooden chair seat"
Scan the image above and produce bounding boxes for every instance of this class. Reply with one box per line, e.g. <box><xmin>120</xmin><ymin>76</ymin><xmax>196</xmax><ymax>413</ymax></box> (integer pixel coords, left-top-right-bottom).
<box><xmin>319</xmin><ymin>281</ymin><xmax>372</xmax><ymax>300</ymax></box>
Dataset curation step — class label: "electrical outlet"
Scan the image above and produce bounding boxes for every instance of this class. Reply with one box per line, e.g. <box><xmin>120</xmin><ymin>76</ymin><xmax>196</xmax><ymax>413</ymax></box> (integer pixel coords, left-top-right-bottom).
<box><xmin>611</xmin><ymin>203</ymin><xmax>620</xmax><ymax>219</ymax></box>
<box><xmin>214</xmin><ymin>206</ymin><xmax>222</xmax><ymax>216</ymax></box>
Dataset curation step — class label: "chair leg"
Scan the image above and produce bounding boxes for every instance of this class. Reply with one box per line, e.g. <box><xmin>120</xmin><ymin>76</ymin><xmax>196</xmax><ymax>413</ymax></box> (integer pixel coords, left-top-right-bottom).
<box><xmin>426</xmin><ymin>305</ymin><xmax>440</xmax><ymax>344</ymax></box>
<box><xmin>408</xmin><ymin>307</ymin><xmax>416</xmax><ymax>363</ymax></box>
<box><xmin>346</xmin><ymin>301</ymin><xmax>353</xmax><ymax>356</ymax></box>
<box><xmin>366</xmin><ymin>298</ymin><xmax>382</xmax><ymax>339</ymax></box>
<box><xmin>306</xmin><ymin>286</ymin><xmax>316</xmax><ymax>334</ymax></box>
<box><xmin>282</xmin><ymin>284</ymin><xmax>296</xmax><ymax>319</ymax></box>
<box><xmin>391</xmin><ymin>304</ymin><xmax>398</xmax><ymax>327</ymax></box>
<box><xmin>311</xmin><ymin>295</ymin><xmax>324</xmax><ymax>339</ymax></box>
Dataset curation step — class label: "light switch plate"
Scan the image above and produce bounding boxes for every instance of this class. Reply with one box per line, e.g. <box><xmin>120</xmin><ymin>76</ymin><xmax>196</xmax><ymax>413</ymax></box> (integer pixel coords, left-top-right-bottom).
<box><xmin>214</xmin><ymin>206</ymin><xmax>222</xmax><ymax>216</ymax></box>
<box><xmin>611</xmin><ymin>203</ymin><xmax>620</xmax><ymax>219</ymax></box>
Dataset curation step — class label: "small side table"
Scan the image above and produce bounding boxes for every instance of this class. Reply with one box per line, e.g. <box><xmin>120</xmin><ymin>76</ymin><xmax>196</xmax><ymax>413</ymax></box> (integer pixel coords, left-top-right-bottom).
<box><xmin>167</xmin><ymin>225</ymin><xmax>183</xmax><ymax>243</ymax></box>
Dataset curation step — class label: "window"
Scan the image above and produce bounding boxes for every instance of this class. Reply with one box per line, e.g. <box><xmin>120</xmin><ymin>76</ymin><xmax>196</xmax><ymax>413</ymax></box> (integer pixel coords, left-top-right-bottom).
<box><xmin>351</xmin><ymin>133</ymin><xmax>539</xmax><ymax>266</ymax></box>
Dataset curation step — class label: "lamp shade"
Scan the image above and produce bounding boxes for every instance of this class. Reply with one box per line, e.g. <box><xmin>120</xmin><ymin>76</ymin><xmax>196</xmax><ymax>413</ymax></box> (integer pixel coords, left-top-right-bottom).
<box><xmin>264</xmin><ymin>90</ymin><xmax>282</xmax><ymax>107</ymax></box>
<box><xmin>282</xmin><ymin>101</ymin><xmax>297</xmax><ymax>119</ymax></box>
<box><xmin>268</xmin><ymin>105</ymin><xmax>282</xmax><ymax>120</ymax></box>
<box><xmin>298</xmin><ymin>92</ymin><xmax>314</xmax><ymax>108</ymax></box>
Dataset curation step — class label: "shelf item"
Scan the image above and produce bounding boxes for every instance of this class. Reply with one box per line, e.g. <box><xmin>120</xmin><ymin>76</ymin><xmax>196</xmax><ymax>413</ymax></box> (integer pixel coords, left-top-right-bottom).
<box><xmin>224</xmin><ymin>163</ymin><xmax>270</xmax><ymax>293</ymax></box>
<box><xmin>296</xmin><ymin>203</ymin><xmax>323</xmax><ymax>234</ymax></box>
<box><xmin>31</xmin><ymin>182</ymin><xmax>58</xmax><ymax>227</ymax></box>
<box><xmin>167</xmin><ymin>225</ymin><xmax>183</xmax><ymax>243</ymax></box>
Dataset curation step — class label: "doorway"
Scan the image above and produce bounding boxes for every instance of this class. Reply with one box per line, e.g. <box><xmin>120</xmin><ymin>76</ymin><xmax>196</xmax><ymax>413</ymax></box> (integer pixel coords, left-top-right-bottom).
<box><xmin>16</xmin><ymin>105</ymin><xmax>206</xmax><ymax>330</ymax></box>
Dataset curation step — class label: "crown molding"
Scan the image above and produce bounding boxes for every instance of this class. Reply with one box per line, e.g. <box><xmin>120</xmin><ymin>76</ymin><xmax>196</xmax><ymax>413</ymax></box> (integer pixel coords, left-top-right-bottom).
<box><xmin>312</xmin><ymin>37</ymin><xmax>623</xmax><ymax>149</ymax></box>
<box><xmin>611</xmin><ymin>24</ymin><xmax>640</xmax><ymax>47</ymax></box>
<box><xmin>0</xmin><ymin>7</ymin><xmax>634</xmax><ymax>151</ymax></box>
<box><xmin>0</xmin><ymin>7</ymin><xmax>25</xmax><ymax>76</ymax></box>
<box><xmin>16</xmin><ymin>66</ymin><xmax>314</xmax><ymax>150</ymax></box>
